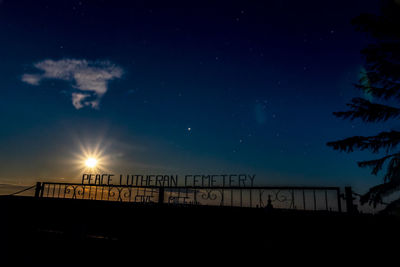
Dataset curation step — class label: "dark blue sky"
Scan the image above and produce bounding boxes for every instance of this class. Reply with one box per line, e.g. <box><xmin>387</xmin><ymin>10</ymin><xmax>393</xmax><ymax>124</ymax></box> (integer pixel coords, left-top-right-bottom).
<box><xmin>0</xmin><ymin>0</ymin><xmax>389</xmax><ymax>193</ymax></box>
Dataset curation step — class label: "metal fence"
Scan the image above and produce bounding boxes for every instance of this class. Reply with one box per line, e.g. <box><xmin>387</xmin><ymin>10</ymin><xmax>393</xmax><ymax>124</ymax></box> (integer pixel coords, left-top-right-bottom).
<box><xmin>35</xmin><ymin>182</ymin><xmax>343</xmax><ymax>212</ymax></box>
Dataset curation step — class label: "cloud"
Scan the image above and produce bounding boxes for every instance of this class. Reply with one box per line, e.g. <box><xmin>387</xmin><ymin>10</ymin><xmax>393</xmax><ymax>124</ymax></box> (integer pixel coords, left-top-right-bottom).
<box><xmin>72</xmin><ymin>93</ymin><xmax>91</xmax><ymax>109</ymax></box>
<box><xmin>21</xmin><ymin>74</ymin><xmax>41</xmax><ymax>85</ymax></box>
<box><xmin>22</xmin><ymin>59</ymin><xmax>123</xmax><ymax>109</ymax></box>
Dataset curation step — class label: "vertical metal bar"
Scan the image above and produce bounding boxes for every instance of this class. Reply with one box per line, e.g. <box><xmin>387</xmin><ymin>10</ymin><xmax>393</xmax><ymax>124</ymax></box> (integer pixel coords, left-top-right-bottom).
<box><xmin>240</xmin><ymin>190</ymin><xmax>243</xmax><ymax>207</ymax></box>
<box><xmin>313</xmin><ymin>189</ymin><xmax>316</xmax><ymax>211</ymax></box>
<box><xmin>94</xmin><ymin>186</ymin><xmax>98</xmax><ymax>200</ymax></box>
<box><xmin>40</xmin><ymin>183</ymin><xmax>45</xmax><ymax>198</ymax></box>
<box><xmin>231</xmin><ymin>190</ymin><xmax>233</xmax><ymax>207</ymax></box>
<box><xmin>249</xmin><ymin>189</ymin><xmax>252</xmax><ymax>208</ymax></box>
<box><xmin>158</xmin><ymin>187</ymin><xmax>164</xmax><ymax>205</ymax></box>
<box><xmin>325</xmin><ymin>190</ymin><xmax>328</xmax><ymax>210</ymax></box>
<box><xmin>291</xmin><ymin>190</ymin><xmax>295</xmax><ymax>209</ymax></box>
<box><xmin>337</xmin><ymin>188</ymin><xmax>342</xmax><ymax>213</ymax></box>
<box><xmin>345</xmin><ymin>186</ymin><xmax>353</xmax><ymax>214</ymax></box>
<box><xmin>183</xmin><ymin>188</ymin><xmax>188</xmax><ymax>205</ymax></box>
<box><xmin>101</xmin><ymin>186</ymin><xmax>104</xmax><ymax>200</ymax></box>
<box><xmin>303</xmin><ymin>189</ymin><xmax>306</xmax><ymax>210</ymax></box>
<box><xmin>46</xmin><ymin>183</ymin><xmax>50</xmax><ymax>197</ymax></box>
<box><xmin>34</xmin><ymin>182</ymin><xmax>42</xmax><ymax>198</ymax></box>
<box><xmin>134</xmin><ymin>188</ymin><xmax>138</xmax><ymax>202</ymax></box>
<box><xmin>118</xmin><ymin>188</ymin><xmax>122</xmax><ymax>202</ymax></box>
<box><xmin>57</xmin><ymin>184</ymin><xmax>61</xmax><ymax>198</ymax></box>
<box><xmin>221</xmin><ymin>189</ymin><xmax>224</xmax><ymax>206</ymax></box>
<box><xmin>136</xmin><ymin>188</ymin><xmax>140</xmax><ymax>202</ymax></box>
<box><xmin>72</xmin><ymin>186</ymin><xmax>77</xmax><ymax>199</ymax></box>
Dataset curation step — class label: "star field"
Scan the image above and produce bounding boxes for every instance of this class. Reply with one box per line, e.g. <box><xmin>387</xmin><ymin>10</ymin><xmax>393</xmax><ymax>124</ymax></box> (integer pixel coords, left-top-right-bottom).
<box><xmin>0</xmin><ymin>0</ymin><xmax>384</xmax><ymax>194</ymax></box>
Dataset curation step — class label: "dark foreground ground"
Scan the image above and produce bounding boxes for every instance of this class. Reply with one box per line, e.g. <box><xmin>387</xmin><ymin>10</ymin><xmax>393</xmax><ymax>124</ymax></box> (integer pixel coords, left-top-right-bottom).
<box><xmin>1</xmin><ymin>196</ymin><xmax>399</xmax><ymax>265</ymax></box>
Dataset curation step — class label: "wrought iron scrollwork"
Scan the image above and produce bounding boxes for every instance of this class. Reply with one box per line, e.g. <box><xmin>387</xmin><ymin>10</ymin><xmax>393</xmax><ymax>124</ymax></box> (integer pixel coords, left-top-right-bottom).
<box><xmin>198</xmin><ymin>189</ymin><xmax>225</xmax><ymax>206</ymax></box>
<box><xmin>258</xmin><ymin>189</ymin><xmax>295</xmax><ymax>209</ymax></box>
<box><xmin>123</xmin><ymin>188</ymin><xmax>132</xmax><ymax>201</ymax></box>
<box><xmin>108</xmin><ymin>187</ymin><xmax>116</xmax><ymax>200</ymax></box>
<box><xmin>200</xmin><ymin>189</ymin><xmax>218</xmax><ymax>201</ymax></box>
<box><xmin>39</xmin><ymin>182</ymin><xmax>341</xmax><ymax>212</ymax></box>
<box><xmin>64</xmin><ymin>185</ymin><xmax>78</xmax><ymax>199</ymax></box>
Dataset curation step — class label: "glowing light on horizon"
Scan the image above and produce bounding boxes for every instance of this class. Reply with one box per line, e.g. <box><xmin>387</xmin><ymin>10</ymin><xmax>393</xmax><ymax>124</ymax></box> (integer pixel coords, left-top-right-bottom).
<box><xmin>69</xmin><ymin>137</ymin><xmax>111</xmax><ymax>175</ymax></box>
<box><xmin>85</xmin><ymin>157</ymin><xmax>97</xmax><ymax>168</ymax></box>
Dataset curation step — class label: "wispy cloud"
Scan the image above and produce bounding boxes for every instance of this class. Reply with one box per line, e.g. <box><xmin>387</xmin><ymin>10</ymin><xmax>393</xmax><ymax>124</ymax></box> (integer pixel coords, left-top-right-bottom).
<box><xmin>21</xmin><ymin>74</ymin><xmax>41</xmax><ymax>85</ymax></box>
<box><xmin>22</xmin><ymin>59</ymin><xmax>123</xmax><ymax>109</ymax></box>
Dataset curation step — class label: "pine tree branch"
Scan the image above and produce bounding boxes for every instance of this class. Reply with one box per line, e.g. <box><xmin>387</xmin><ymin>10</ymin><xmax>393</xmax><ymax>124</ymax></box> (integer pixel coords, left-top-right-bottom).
<box><xmin>360</xmin><ymin>180</ymin><xmax>400</xmax><ymax>208</ymax></box>
<box><xmin>327</xmin><ymin>131</ymin><xmax>400</xmax><ymax>153</ymax></box>
<box><xmin>360</xmin><ymin>156</ymin><xmax>400</xmax><ymax>207</ymax></box>
<box><xmin>363</xmin><ymin>55</ymin><xmax>400</xmax><ymax>83</ymax></box>
<box><xmin>357</xmin><ymin>154</ymin><xmax>398</xmax><ymax>175</ymax></box>
<box><xmin>381</xmin><ymin>197</ymin><xmax>400</xmax><ymax>214</ymax></box>
<box><xmin>354</xmin><ymin>84</ymin><xmax>400</xmax><ymax>100</ymax></box>
<box><xmin>383</xmin><ymin>156</ymin><xmax>400</xmax><ymax>183</ymax></box>
<box><xmin>333</xmin><ymin>97</ymin><xmax>400</xmax><ymax>122</ymax></box>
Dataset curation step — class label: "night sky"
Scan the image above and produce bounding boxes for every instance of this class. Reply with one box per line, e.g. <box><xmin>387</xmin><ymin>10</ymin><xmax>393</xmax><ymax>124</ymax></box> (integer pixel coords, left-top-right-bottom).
<box><xmin>0</xmin><ymin>0</ymin><xmax>387</xmax><ymax>193</ymax></box>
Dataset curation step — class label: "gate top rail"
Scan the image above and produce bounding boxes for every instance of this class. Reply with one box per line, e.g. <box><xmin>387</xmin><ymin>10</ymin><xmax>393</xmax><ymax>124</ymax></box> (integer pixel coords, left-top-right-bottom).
<box><xmin>40</xmin><ymin>182</ymin><xmax>340</xmax><ymax>191</ymax></box>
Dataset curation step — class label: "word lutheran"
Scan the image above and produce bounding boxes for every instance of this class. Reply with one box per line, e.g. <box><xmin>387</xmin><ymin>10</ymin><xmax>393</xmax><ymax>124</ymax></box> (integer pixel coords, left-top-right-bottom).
<box><xmin>82</xmin><ymin>174</ymin><xmax>256</xmax><ymax>187</ymax></box>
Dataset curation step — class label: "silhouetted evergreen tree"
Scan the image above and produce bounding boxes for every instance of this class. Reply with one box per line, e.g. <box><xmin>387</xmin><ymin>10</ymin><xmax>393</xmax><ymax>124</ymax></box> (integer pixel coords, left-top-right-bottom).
<box><xmin>327</xmin><ymin>0</ymin><xmax>400</xmax><ymax>210</ymax></box>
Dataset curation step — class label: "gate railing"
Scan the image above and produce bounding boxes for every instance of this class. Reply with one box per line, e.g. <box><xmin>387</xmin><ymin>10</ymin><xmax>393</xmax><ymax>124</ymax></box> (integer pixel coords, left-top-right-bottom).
<box><xmin>35</xmin><ymin>182</ymin><xmax>343</xmax><ymax>212</ymax></box>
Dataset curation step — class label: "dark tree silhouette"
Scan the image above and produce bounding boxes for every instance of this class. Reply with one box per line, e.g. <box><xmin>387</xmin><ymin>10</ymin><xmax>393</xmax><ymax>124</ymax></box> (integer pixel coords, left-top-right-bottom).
<box><xmin>327</xmin><ymin>0</ymin><xmax>400</xmax><ymax>210</ymax></box>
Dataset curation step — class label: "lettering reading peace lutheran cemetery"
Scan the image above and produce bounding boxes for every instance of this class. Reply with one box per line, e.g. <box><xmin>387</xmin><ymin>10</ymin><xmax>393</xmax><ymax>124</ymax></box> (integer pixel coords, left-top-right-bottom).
<box><xmin>82</xmin><ymin>174</ymin><xmax>256</xmax><ymax>187</ymax></box>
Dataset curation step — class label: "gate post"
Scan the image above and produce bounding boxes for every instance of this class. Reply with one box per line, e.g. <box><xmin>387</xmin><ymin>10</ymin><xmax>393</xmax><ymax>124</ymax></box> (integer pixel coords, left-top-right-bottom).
<box><xmin>336</xmin><ymin>188</ymin><xmax>342</xmax><ymax>213</ymax></box>
<box><xmin>34</xmin><ymin>182</ymin><xmax>42</xmax><ymax>198</ymax></box>
<box><xmin>158</xmin><ymin>187</ymin><xmax>164</xmax><ymax>205</ymax></box>
<box><xmin>345</xmin><ymin>186</ymin><xmax>355</xmax><ymax>214</ymax></box>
